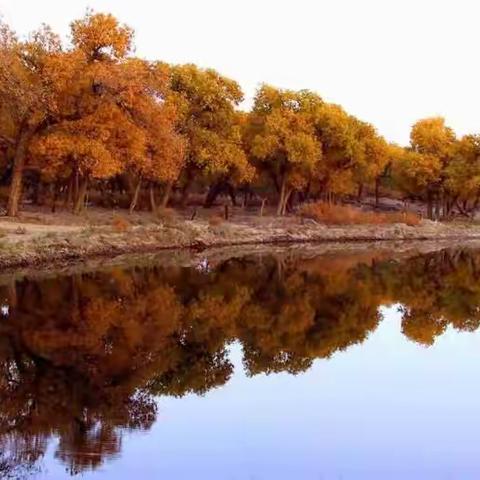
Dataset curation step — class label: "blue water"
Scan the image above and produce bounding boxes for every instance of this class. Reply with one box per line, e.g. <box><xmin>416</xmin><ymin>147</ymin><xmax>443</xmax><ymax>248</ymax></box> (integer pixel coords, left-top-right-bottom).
<box><xmin>39</xmin><ymin>306</ymin><xmax>480</xmax><ymax>480</ymax></box>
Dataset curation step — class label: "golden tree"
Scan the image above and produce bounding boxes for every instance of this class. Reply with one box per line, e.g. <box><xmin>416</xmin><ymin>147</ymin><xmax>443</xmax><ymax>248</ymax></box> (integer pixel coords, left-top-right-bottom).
<box><xmin>409</xmin><ymin>117</ymin><xmax>456</xmax><ymax>218</ymax></box>
<box><xmin>0</xmin><ymin>22</ymin><xmax>65</xmax><ymax>216</ymax></box>
<box><xmin>25</xmin><ymin>13</ymin><xmax>184</xmax><ymax>213</ymax></box>
<box><xmin>168</xmin><ymin>64</ymin><xmax>254</xmax><ymax>206</ymax></box>
<box><xmin>249</xmin><ymin>85</ymin><xmax>322</xmax><ymax>215</ymax></box>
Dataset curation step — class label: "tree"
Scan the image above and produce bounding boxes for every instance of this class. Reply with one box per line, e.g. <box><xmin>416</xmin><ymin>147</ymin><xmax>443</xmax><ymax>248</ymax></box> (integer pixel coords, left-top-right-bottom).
<box><xmin>248</xmin><ymin>85</ymin><xmax>322</xmax><ymax>215</ymax></box>
<box><xmin>311</xmin><ymin>103</ymin><xmax>365</xmax><ymax>199</ymax></box>
<box><xmin>0</xmin><ymin>12</ymin><xmax>139</xmax><ymax>215</ymax></box>
<box><xmin>409</xmin><ymin>117</ymin><xmax>456</xmax><ymax>218</ymax></box>
<box><xmin>393</xmin><ymin>148</ymin><xmax>442</xmax><ymax>218</ymax></box>
<box><xmin>444</xmin><ymin>135</ymin><xmax>480</xmax><ymax>217</ymax></box>
<box><xmin>24</xmin><ymin>14</ymin><xmax>184</xmax><ymax>214</ymax></box>
<box><xmin>352</xmin><ymin>124</ymin><xmax>390</xmax><ymax>205</ymax></box>
<box><xmin>168</xmin><ymin>64</ymin><xmax>254</xmax><ymax>206</ymax></box>
<box><xmin>0</xmin><ymin>22</ymin><xmax>65</xmax><ymax>216</ymax></box>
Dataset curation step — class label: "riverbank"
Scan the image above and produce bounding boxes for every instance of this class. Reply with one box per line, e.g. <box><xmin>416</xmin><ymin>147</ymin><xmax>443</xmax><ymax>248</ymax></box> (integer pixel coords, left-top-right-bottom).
<box><xmin>1</xmin><ymin>208</ymin><xmax>480</xmax><ymax>271</ymax></box>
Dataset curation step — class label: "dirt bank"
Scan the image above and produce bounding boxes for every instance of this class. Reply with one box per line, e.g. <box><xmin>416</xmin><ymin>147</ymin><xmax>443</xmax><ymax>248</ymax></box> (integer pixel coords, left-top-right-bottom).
<box><xmin>1</xmin><ymin>212</ymin><xmax>480</xmax><ymax>271</ymax></box>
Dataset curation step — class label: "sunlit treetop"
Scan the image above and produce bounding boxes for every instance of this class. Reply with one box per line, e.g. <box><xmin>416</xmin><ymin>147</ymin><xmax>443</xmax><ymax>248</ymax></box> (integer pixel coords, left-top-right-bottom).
<box><xmin>410</xmin><ymin>117</ymin><xmax>456</xmax><ymax>160</ymax></box>
<box><xmin>70</xmin><ymin>11</ymin><xmax>134</xmax><ymax>61</ymax></box>
<box><xmin>168</xmin><ymin>63</ymin><xmax>253</xmax><ymax>183</ymax></box>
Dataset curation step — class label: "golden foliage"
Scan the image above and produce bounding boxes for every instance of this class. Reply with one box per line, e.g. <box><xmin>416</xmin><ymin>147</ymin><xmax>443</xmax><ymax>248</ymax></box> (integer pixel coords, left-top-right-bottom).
<box><xmin>1</xmin><ymin>11</ymin><xmax>480</xmax><ymax>220</ymax></box>
<box><xmin>70</xmin><ymin>11</ymin><xmax>134</xmax><ymax>60</ymax></box>
<box><xmin>169</xmin><ymin>64</ymin><xmax>254</xmax><ymax>183</ymax></box>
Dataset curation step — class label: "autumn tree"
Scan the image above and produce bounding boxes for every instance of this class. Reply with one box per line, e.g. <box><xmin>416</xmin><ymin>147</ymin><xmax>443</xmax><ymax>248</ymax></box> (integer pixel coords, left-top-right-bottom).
<box><xmin>168</xmin><ymin>64</ymin><xmax>253</xmax><ymax>207</ymax></box>
<box><xmin>352</xmin><ymin>124</ymin><xmax>391</xmax><ymax>205</ymax></box>
<box><xmin>401</xmin><ymin>117</ymin><xmax>456</xmax><ymax>218</ymax></box>
<box><xmin>0</xmin><ymin>12</ymin><xmax>137</xmax><ymax>215</ymax></box>
<box><xmin>444</xmin><ymin>134</ymin><xmax>480</xmax><ymax>217</ymax></box>
<box><xmin>0</xmin><ymin>21</ymin><xmax>66</xmax><ymax>216</ymax></box>
<box><xmin>25</xmin><ymin>13</ymin><xmax>184</xmax><ymax>214</ymax></box>
<box><xmin>248</xmin><ymin>85</ymin><xmax>322</xmax><ymax>215</ymax></box>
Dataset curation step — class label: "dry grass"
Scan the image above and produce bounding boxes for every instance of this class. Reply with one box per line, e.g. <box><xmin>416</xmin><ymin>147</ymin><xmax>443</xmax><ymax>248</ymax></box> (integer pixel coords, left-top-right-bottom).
<box><xmin>208</xmin><ymin>214</ymin><xmax>224</xmax><ymax>227</ymax></box>
<box><xmin>111</xmin><ymin>215</ymin><xmax>131</xmax><ymax>232</ymax></box>
<box><xmin>156</xmin><ymin>207</ymin><xmax>177</xmax><ymax>224</ymax></box>
<box><xmin>299</xmin><ymin>202</ymin><xmax>421</xmax><ymax>226</ymax></box>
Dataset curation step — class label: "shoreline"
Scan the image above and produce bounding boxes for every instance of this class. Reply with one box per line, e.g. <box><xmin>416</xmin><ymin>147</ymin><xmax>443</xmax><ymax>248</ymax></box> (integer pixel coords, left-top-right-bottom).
<box><xmin>1</xmin><ymin>216</ymin><xmax>480</xmax><ymax>272</ymax></box>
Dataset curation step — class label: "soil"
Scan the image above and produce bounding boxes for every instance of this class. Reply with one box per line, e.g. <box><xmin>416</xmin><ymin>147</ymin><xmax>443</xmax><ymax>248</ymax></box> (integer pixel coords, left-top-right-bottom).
<box><xmin>1</xmin><ymin>205</ymin><xmax>480</xmax><ymax>272</ymax></box>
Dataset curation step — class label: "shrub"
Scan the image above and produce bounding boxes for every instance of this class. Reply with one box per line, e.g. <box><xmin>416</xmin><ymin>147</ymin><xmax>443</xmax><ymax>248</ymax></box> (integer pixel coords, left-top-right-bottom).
<box><xmin>299</xmin><ymin>202</ymin><xmax>421</xmax><ymax>226</ymax></box>
<box><xmin>111</xmin><ymin>215</ymin><xmax>131</xmax><ymax>232</ymax></box>
<box><xmin>14</xmin><ymin>226</ymin><xmax>27</xmax><ymax>235</ymax></box>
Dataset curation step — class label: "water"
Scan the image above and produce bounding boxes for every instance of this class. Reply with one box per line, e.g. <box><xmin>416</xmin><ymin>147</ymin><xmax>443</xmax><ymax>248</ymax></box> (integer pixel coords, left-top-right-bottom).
<box><xmin>1</xmin><ymin>246</ymin><xmax>480</xmax><ymax>479</ymax></box>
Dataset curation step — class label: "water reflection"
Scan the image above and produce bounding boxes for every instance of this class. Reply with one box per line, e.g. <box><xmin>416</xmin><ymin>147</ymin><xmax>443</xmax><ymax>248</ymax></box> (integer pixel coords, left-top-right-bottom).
<box><xmin>0</xmin><ymin>247</ymin><xmax>480</xmax><ymax>477</ymax></box>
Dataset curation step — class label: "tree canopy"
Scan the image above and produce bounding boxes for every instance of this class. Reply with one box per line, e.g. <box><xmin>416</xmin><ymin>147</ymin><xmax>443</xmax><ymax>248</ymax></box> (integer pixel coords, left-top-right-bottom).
<box><xmin>0</xmin><ymin>11</ymin><xmax>479</xmax><ymax>219</ymax></box>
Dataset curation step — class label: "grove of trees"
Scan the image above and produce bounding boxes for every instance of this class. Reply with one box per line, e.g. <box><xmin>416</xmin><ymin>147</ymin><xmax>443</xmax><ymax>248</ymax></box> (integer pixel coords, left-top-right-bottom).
<box><xmin>1</xmin><ymin>12</ymin><xmax>480</xmax><ymax>219</ymax></box>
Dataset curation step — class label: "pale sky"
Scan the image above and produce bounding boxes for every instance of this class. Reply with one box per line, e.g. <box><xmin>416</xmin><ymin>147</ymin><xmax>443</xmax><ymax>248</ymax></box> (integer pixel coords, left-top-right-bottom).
<box><xmin>1</xmin><ymin>0</ymin><xmax>479</xmax><ymax>145</ymax></box>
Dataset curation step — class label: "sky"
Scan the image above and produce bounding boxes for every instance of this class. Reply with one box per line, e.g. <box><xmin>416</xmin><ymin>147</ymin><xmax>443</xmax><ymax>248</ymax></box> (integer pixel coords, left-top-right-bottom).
<box><xmin>1</xmin><ymin>0</ymin><xmax>479</xmax><ymax>146</ymax></box>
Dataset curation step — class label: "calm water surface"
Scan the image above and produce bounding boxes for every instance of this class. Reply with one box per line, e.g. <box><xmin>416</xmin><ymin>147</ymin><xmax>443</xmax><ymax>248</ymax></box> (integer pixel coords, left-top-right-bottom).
<box><xmin>2</xmin><ymin>247</ymin><xmax>480</xmax><ymax>479</ymax></box>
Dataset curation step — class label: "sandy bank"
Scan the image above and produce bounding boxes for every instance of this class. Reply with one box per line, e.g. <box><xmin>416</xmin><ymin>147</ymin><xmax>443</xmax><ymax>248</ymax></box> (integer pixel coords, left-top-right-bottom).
<box><xmin>1</xmin><ymin>216</ymin><xmax>480</xmax><ymax>271</ymax></box>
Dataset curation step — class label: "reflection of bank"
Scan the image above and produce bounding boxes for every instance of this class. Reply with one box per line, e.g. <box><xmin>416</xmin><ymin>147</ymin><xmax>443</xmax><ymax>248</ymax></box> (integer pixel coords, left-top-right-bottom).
<box><xmin>0</xmin><ymin>246</ymin><xmax>480</xmax><ymax>475</ymax></box>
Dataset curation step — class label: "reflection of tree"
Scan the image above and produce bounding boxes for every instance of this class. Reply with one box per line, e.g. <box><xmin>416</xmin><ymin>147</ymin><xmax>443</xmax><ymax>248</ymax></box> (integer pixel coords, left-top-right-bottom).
<box><xmin>1</xmin><ymin>247</ymin><xmax>480</xmax><ymax>475</ymax></box>
<box><xmin>367</xmin><ymin>249</ymin><xmax>480</xmax><ymax>345</ymax></box>
<box><xmin>0</xmin><ymin>434</ymin><xmax>44</xmax><ymax>479</ymax></box>
<box><xmin>237</xmin><ymin>256</ymin><xmax>383</xmax><ymax>375</ymax></box>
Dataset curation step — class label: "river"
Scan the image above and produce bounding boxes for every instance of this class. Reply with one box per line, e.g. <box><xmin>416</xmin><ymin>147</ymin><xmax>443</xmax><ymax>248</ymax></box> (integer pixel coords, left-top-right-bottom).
<box><xmin>1</xmin><ymin>244</ymin><xmax>480</xmax><ymax>479</ymax></box>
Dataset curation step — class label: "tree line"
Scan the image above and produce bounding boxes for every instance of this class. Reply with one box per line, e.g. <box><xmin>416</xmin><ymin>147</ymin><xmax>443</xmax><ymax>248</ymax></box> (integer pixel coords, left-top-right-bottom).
<box><xmin>1</xmin><ymin>11</ymin><xmax>479</xmax><ymax>219</ymax></box>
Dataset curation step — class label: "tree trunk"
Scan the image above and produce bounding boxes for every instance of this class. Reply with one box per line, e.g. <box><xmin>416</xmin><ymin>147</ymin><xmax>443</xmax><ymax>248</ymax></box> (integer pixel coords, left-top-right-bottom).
<box><xmin>283</xmin><ymin>189</ymin><xmax>294</xmax><ymax>215</ymax></box>
<box><xmin>259</xmin><ymin>197</ymin><xmax>267</xmax><ymax>217</ymax></box>
<box><xmin>281</xmin><ymin>188</ymin><xmax>293</xmax><ymax>215</ymax></box>
<box><xmin>32</xmin><ymin>177</ymin><xmax>41</xmax><ymax>206</ymax></box>
<box><xmin>427</xmin><ymin>191</ymin><xmax>433</xmax><ymax>220</ymax></box>
<box><xmin>242</xmin><ymin>187</ymin><xmax>248</xmax><ymax>208</ymax></box>
<box><xmin>149</xmin><ymin>183</ymin><xmax>157</xmax><ymax>212</ymax></box>
<box><xmin>7</xmin><ymin>127</ymin><xmax>34</xmax><ymax>217</ymax></box>
<box><xmin>179</xmin><ymin>171</ymin><xmax>193</xmax><ymax>208</ymax></box>
<box><xmin>65</xmin><ymin>174</ymin><xmax>74</xmax><ymax>207</ymax></box>
<box><xmin>375</xmin><ymin>177</ymin><xmax>380</xmax><ymax>208</ymax></box>
<box><xmin>204</xmin><ymin>181</ymin><xmax>224</xmax><ymax>208</ymax></box>
<box><xmin>51</xmin><ymin>182</ymin><xmax>60</xmax><ymax>213</ymax></box>
<box><xmin>129</xmin><ymin>178</ymin><xmax>142</xmax><ymax>214</ymax></box>
<box><xmin>73</xmin><ymin>177</ymin><xmax>88</xmax><ymax>214</ymax></box>
<box><xmin>455</xmin><ymin>199</ymin><xmax>470</xmax><ymax>217</ymax></box>
<box><xmin>227</xmin><ymin>184</ymin><xmax>237</xmax><ymax>206</ymax></box>
<box><xmin>74</xmin><ymin>170</ymin><xmax>79</xmax><ymax>205</ymax></box>
<box><xmin>161</xmin><ymin>181</ymin><xmax>173</xmax><ymax>208</ymax></box>
<box><xmin>357</xmin><ymin>183</ymin><xmax>364</xmax><ymax>202</ymax></box>
<box><xmin>435</xmin><ymin>194</ymin><xmax>441</xmax><ymax>220</ymax></box>
<box><xmin>471</xmin><ymin>194</ymin><xmax>480</xmax><ymax>218</ymax></box>
<box><xmin>277</xmin><ymin>176</ymin><xmax>287</xmax><ymax>216</ymax></box>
